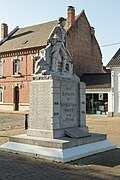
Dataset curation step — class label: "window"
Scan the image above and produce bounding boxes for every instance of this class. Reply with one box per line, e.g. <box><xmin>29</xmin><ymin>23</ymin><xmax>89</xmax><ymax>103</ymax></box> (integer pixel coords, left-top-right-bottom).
<box><xmin>0</xmin><ymin>60</ymin><xmax>3</xmax><ymax>76</ymax></box>
<box><xmin>0</xmin><ymin>87</ymin><xmax>3</xmax><ymax>103</ymax></box>
<box><xmin>11</xmin><ymin>56</ymin><xmax>22</xmax><ymax>77</ymax></box>
<box><xmin>32</xmin><ymin>53</ymin><xmax>40</xmax><ymax>74</ymax></box>
<box><xmin>13</xmin><ymin>59</ymin><xmax>20</xmax><ymax>75</ymax></box>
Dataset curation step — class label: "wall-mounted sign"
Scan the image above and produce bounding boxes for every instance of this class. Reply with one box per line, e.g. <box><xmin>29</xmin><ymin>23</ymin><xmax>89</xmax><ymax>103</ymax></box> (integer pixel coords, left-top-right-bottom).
<box><xmin>99</xmin><ymin>93</ymin><xmax>103</xmax><ymax>100</ymax></box>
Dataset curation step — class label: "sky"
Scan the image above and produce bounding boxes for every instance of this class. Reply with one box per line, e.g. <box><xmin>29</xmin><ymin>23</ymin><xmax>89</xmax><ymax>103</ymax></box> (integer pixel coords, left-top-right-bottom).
<box><xmin>0</xmin><ymin>0</ymin><xmax>120</xmax><ymax>66</ymax></box>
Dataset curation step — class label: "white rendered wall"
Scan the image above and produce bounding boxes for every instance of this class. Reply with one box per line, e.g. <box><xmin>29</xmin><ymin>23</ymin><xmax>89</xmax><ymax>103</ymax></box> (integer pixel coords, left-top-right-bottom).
<box><xmin>108</xmin><ymin>91</ymin><xmax>113</xmax><ymax>113</ymax></box>
<box><xmin>111</xmin><ymin>68</ymin><xmax>120</xmax><ymax>114</ymax></box>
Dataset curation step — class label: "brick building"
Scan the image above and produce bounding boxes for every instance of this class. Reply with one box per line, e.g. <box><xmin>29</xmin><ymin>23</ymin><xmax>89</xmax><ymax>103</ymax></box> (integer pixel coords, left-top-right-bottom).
<box><xmin>0</xmin><ymin>6</ymin><xmax>103</xmax><ymax>112</ymax></box>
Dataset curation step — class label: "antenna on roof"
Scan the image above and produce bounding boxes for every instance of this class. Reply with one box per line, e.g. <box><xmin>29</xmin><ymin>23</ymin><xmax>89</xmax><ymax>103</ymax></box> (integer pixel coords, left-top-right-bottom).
<box><xmin>0</xmin><ymin>26</ymin><xmax>19</xmax><ymax>46</ymax></box>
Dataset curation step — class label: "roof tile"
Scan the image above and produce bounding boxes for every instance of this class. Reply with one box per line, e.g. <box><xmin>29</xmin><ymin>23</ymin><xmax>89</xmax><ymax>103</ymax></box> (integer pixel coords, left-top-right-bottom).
<box><xmin>0</xmin><ymin>20</ymin><xmax>57</xmax><ymax>52</ymax></box>
<box><xmin>107</xmin><ymin>48</ymin><xmax>120</xmax><ymax>67</ymax></box>
<box><xmin>81</xmin><ymin>73</ymin><xmax>111</xmax><ymax>89</ymax></box>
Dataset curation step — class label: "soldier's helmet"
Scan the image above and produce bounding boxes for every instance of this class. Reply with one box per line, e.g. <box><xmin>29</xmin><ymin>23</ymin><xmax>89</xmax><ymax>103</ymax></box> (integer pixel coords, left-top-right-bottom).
<box><xmin>58</xmin><ymin>17</ymin><xmax>66</xmax><ymax>24</ymax></box>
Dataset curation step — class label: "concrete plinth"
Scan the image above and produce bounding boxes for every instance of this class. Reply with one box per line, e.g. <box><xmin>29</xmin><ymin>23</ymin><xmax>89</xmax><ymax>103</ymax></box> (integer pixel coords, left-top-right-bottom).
<box><xmin>0</xmin><ymin>133</ymin><xmax>116</xmax><ymax>162</ymax></box>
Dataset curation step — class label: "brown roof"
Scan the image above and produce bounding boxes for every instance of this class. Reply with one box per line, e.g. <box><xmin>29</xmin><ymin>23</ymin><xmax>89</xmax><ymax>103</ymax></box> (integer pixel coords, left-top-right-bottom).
<box><xmin>0</xmin><ymin>17</ymin><xmax>73</xmax><ymax>53</ymax></box>
<box><xmin>0</xmin><ymin>10</ymin><xmax>100</xmax><ymax>55</ymax></box>
<box><xmin>81</xmin><ymin>73</ymin><xmax>111</xmax><ymax>89</ymax></box>
<box><xmin>0</xmin><ymin>20</ymin><xmax>57</xmax><ymax>53</ymax></box>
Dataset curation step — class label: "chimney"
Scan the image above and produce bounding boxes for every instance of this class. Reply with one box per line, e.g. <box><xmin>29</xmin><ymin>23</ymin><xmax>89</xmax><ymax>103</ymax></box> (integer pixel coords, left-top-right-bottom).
<box><xmin>91</xmin><ymin>27</ymin><xmax>95</xmax><ymax>36</ymax></box>
<box><xmin>67</xmin><ymin>6</ymin><xmax>75</xmax><ymax>29</ymax></box>
<box><xmin>1</xmin><ymin>23</ymin><xmax>8</xmax><ymax>40</ymax></box>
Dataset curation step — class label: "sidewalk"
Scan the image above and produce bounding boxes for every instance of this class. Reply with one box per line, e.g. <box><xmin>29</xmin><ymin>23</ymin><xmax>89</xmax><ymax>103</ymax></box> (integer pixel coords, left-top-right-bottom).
<box><xmin>0</xmin><ymin>113</ymin><xmax>120</xmax><ymax>179</ymax></box>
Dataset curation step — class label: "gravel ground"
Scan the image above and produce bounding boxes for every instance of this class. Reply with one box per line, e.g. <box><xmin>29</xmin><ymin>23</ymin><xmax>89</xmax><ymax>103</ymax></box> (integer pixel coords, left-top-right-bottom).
<box><xmin>86</xmin><ymin>115</ymin><xmax>120</xmax><ymax>147</ymax></box>
<box><xmin>0</xmin><ymin>113</ymin><xmax>26</xmax><ymax>145</ymax></box>
<box><xmin>0</xmin><ymin>113</ymin><xmax>120</xmax><ymax>146</ymax></box>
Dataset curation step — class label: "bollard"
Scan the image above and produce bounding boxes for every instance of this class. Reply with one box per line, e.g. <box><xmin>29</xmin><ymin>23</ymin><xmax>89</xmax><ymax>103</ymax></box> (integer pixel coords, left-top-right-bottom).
<box><xmin>25</xmin><ymin>114</ymin><xmax>28</xmax><ymax>130</ymax></box>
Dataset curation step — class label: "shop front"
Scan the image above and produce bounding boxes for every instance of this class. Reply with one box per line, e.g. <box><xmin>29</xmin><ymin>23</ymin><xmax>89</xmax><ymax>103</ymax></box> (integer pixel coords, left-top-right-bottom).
<box><xmin>80</xmin><ymin>73</ymin><xmax>111</xmax><ymax>115</ymax></box>
<box><xmin>86</xmin><ymin>93</ymin><xmax>108</xmax><ymax>115</ymax></box>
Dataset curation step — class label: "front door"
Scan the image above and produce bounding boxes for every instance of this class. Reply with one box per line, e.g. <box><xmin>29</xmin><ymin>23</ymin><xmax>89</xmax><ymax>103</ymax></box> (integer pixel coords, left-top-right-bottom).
<box><xmin>14</xmin><ymin>86</ymin><xmax>19</xmax><ymax>111</ymax></box>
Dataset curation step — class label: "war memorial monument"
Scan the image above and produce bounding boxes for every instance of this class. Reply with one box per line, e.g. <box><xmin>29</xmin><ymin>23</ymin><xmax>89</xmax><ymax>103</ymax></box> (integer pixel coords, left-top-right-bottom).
<box><xmin>0</xmin><ymin>17</ymin><xmax>116</xmax><ymax>162</ymax></box>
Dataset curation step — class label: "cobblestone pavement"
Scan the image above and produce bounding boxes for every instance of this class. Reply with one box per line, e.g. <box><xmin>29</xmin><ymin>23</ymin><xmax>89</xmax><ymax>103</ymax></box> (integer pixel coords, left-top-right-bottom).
<box><xmin>0</xmin><ymin>113</ymin><xmax>120</xmax><ymax>179</ymax></box>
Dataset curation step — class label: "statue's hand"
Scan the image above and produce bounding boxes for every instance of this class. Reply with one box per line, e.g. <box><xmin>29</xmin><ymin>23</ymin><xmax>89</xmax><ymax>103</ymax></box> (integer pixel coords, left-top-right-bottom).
<box><xmin>47</xmin><ymin>39</ymin><xmax>51</xmax><ymax>45</ymax></box>
<box><xmin>51</xmin><ymin>38</ymin><xmax>57</xmax><ymax>45</ymax></box>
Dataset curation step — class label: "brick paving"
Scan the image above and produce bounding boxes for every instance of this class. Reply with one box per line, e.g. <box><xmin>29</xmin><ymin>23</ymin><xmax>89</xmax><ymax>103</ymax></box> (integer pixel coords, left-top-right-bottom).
<box><xmin>0</xmin><ymin>113</ymin><xmax>120</xmax><ymax>179</ymax></box>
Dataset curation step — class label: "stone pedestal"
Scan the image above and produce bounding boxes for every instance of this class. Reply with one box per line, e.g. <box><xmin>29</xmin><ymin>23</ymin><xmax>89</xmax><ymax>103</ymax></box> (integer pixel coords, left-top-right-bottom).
<box><xmin>27</xmin><ymin>75</ymin><xmax>88</xmax><ymax>138</ymax></box>
<box><xmin>0</xmin><ymin>74</ymin><xmax>116</xmax><ymax>162</ymax></box>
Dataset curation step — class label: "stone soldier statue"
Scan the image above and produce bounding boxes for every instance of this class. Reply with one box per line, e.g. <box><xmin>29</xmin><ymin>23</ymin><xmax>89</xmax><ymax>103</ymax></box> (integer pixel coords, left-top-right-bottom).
<box><xmin>47</xmin><ymin>17</ymin><xmax>72</xmax><ymax>72</ymax></box>
<box><xmin>34</xmin><ymin>17</ymin><xmax>72</xmax><ymax>75</ymax></box>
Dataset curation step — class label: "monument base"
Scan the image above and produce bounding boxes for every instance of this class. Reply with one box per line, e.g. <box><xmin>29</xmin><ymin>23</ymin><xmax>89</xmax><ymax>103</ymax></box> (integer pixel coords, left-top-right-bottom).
<box><xmin>0</xmin><ymin>133</ymin><xmax>116</xmax><ymax>162</ymax></box>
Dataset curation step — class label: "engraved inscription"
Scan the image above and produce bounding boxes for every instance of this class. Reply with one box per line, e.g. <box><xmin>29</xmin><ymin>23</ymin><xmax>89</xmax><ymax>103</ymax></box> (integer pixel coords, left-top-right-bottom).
<box><xmin>54</xmin><ymin>102</ymin><xmax>59</xmax><ymax>105</ymax></box>
<box><xmin>54</xmin><ymin>112</ymin><xmax>59</xmax><ymax>116</ymax></box>
<box><xmin>60</xmin><ymin>82</ymin><xmax>79</xmax><ymax>126</ymax></box>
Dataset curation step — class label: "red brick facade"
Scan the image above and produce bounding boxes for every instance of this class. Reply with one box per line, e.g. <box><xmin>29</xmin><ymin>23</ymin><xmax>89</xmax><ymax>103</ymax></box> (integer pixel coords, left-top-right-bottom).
<box><xmin>0</xmin><ymin>48</ymin><xmax>41</xmax><ymax>111</ymax></box>
<box><xmin>67</xmin><ymin>10</ymin><xmax>102</xmax><ymax>76</ymax></box>
<box><xmin>0</xmin><ymin>8</ymin><xmax>103</xmax><ymax>112</ymax></box>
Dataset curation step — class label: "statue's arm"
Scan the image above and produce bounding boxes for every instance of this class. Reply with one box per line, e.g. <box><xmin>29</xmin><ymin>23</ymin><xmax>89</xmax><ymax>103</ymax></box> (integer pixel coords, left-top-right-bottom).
<box><xmin>47</xmin><ymin>27</ymin><xmax>58</xmax><ymax>44</ymax></box>
<box><xmin>64</xmin><ymin>33</ymin><xmax>67</xmax><ymax>47</ymax></box>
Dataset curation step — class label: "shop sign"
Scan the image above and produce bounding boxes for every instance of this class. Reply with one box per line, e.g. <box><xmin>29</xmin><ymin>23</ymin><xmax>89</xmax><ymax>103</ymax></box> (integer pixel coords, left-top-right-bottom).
<box><xmin>99</xmin><ymin>93</ymin><xmax>103</xmax><ymax>100</ymax></box>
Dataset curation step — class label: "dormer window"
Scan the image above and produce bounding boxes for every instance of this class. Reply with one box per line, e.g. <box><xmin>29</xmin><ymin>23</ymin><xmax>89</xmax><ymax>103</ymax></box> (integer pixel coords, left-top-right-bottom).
<box><xmin>22</xmin><ymin>40</ymin><xmax>28</xmax><ymax>45</ymax></box>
